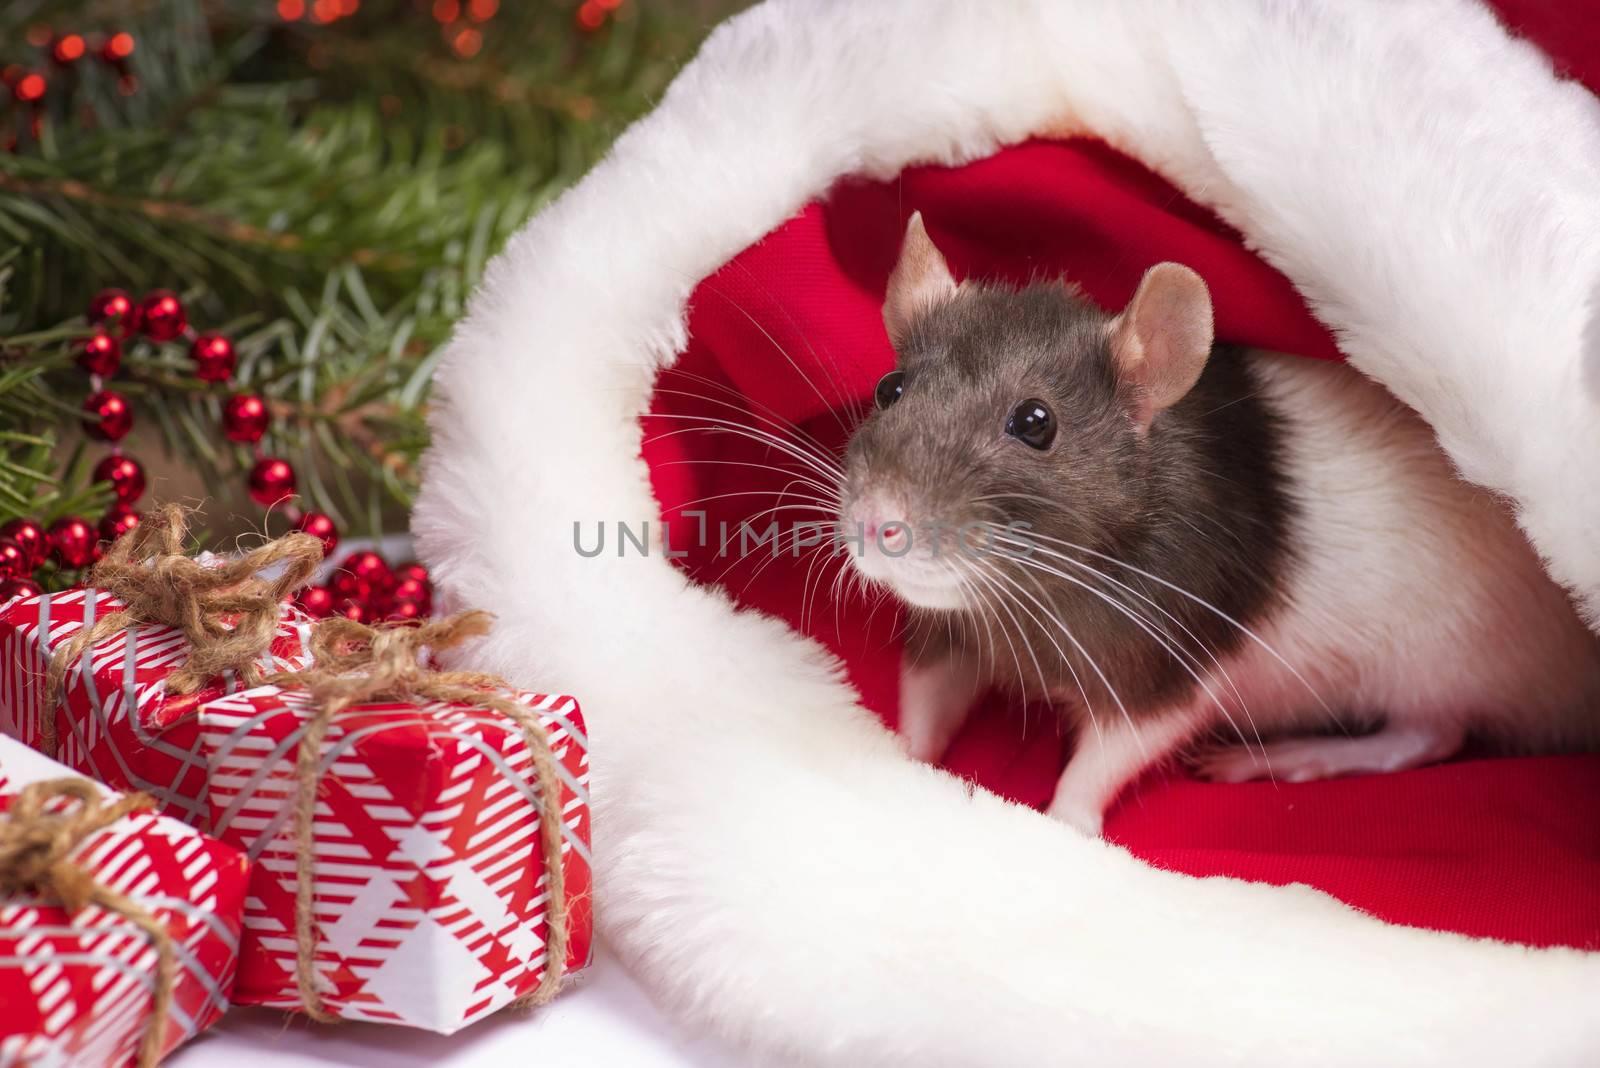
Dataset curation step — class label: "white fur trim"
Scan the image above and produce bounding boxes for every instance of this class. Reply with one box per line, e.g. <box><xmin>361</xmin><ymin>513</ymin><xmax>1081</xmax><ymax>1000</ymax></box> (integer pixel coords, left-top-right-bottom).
<box><xmin>414</xmin><ymin>1</ymin><xmax>1600</xmax><ymax>1063</ymax></box>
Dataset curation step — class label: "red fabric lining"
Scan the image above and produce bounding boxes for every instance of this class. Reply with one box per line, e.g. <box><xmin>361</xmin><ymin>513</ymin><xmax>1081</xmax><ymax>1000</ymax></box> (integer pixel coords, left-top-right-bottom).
<box><xmin>642</xmin><ymin>2</ymin><xmax>1600</xmax><ymax>950</ymax></box>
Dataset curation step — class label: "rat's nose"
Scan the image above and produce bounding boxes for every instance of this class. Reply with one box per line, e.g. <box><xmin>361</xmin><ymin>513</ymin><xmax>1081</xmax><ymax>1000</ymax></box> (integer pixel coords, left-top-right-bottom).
<box><xmin>851</xmin><ymin>492</ymin><xmax>912</xmax><ymax>550</ymax></box>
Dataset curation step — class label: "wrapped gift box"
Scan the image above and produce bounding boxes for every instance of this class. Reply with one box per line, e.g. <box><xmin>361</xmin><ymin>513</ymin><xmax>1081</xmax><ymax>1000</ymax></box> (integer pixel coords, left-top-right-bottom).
<box><xmin>1</xmin><ymin>587</ymin><xmax>593</xmax><ymax>1033</ymax></box>
<box><xmin>198</xmin><ymin>685</ymin><xmax>592</xmax><ymax>1032</ymax></box>
<box><xmin>0</xmin><ymin>734</ymin><xmax>248</xmax><ymax>1067</ymax></box>
<box><xmin>0</xmin><ymin>586</ymin><xmax>316</xmax><ymax>825</ymax></box>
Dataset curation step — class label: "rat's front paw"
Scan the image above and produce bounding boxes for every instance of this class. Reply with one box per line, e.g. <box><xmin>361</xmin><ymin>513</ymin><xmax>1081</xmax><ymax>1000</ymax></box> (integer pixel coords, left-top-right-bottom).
<box><xmin>1044</xmin><ymin>795</ymin><xmax>1104</xmax><ymax>837</ymax></box>
<box><xmin>897</xmin><ymin>655</ymin><xmax>977</xmax><ymax>763</ymax></box>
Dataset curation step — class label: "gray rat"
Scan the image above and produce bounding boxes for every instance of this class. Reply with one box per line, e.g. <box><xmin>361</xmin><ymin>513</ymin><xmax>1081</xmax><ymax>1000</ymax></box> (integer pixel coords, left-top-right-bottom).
<box><xmin>838</xmin><ymin>213</ymin><xmax>1600</xmax><ymax>835</ymax></box>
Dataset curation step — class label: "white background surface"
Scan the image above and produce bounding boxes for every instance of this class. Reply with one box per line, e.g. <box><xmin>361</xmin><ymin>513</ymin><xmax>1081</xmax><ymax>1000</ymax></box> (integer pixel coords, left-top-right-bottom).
<box><xmin>168</xmin><ymin>945</ymin><xmax>745</xmax><ymax>1067</ymax></box>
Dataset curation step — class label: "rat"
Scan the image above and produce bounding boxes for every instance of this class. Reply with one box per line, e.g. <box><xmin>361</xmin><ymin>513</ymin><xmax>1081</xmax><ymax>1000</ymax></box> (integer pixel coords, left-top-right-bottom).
<box><xmin>837</xmin><ymin>212</ymin><xmax>1600</xmax><ymax>835</ymax></box>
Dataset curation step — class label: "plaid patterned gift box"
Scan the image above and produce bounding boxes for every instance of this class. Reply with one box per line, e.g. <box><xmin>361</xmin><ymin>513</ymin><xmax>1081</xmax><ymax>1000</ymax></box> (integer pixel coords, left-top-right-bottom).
<box><xmin>0</xmin><ymin>735</ymin><xmax>247</xmax><ymax>1067</ymax></box>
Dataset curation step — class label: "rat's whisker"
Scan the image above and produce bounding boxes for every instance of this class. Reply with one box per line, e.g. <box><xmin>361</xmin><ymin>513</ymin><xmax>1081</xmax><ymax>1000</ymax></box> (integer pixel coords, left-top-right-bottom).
<box><xmin>649</xmin><ymin>382</ymin><xmax>843</xmax><ymax>471</ymax></box>
<box><xmin>998</xmin><ymin>544</ymin><xmax>1257</xmax><ymax>756</ymax></box>
<box><xmin>658</xmin><ymin>366</ymin><xmax>843</xmax><ymax>458</ymax></box>
<box><xmin>991</xmin><ymin>533</ymin><xmax>1258</xmax><ymax>750</ymax></box>
<box><xmin>643</xmin><ymin>416</ymin><xmax>845</xmax><ymax>486</ymax></box>
<box><xmin>1018</xmin><ymin>528</ymin><xmax>1334</xmax><ymax>721</ymax></box>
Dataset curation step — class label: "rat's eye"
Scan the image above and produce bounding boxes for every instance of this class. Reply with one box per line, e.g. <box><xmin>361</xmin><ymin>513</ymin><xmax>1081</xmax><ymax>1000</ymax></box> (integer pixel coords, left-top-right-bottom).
<box><xmin>1006</xmin><ymin>399</ymin><xmax>1056</xmax><ymax>450</ymax></box>
<box><xmin>874</xmin><ymin>371</ymin><xmax>905</xmax><ymax>410</ymax></box>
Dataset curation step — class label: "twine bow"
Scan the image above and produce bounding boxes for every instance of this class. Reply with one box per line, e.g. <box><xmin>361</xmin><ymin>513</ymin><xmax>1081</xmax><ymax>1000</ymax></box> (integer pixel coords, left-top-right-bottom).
<box><xmin>43</xmin><ymin>504</ymin><xmax>324</xmax><ymax>757</ymax></box>
<box><xmin>267</xmin><ymin>611</ymin><xmax>571</xmax><ymax>1021</ymax></box>
<box><xmin>0</xmin><ymin>778</ymin><xmax>174</xmax><ymax>1068</ymax></box>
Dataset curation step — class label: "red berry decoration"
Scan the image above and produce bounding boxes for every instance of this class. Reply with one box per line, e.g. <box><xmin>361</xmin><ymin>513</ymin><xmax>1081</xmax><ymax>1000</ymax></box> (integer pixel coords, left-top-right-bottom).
<box><xmin>294</xmin><ymin>511</ymin><xmax>339</xmax><ymax>557</ymax></box>
<box><xmin>387</xmin><ymin>600</ymin><xmax>426</xmax><ymax>622</ymax></box>
<box><xmin>247</xmin><ymin>456</ymin><xmax>296</xmax><ymax>506</ymax></box>
<box><xmin>337</xmin><ymin>598</ymin><xmax>371</xmax><ymax>623</ymax></box>
<box><xmin>341</xmin><ymin>550</ymin><xmax>391</xmax><ymax>592</ymax></box>
<box><xmin>0</xmin><ymin>518</ymin><xmax>49</xmax><ymax>569</ymax></box>
<box><xmin>93</xmin><ymin>454</ymin><xmax>146</xmax><ymax>503</ymax></box>
<box><xmin>49</xmin><ymin>516</ymin><xmax>98</xmax><ymax>568</ymax></box>
<box><xmin>77</xmin><ymin>332</ymin><xmax>123</xmax><ymax>376</ymax></box>
<box><xmin>88</xmin><ymin>288</ymin><xmax>140</xmax><ymax>338</ymax></box>
<box><xmin>137</xmin><ymin>289</ymin><xmax>187</xmax><ymax>342</ymax></box>
<box><xmin>222</xmin><ymin>393</ymin><xmax>270</xmax><ymax>443</ymax></box>
<box><xmin>98</xmin><ymin>505</ymin><xmax>141</xmax><ymax>543</ymax></box>
<box><xmin>393</xmin><ymin>560</ymin><xmax>429</xmax><ymax>586</ymax></box>
<box><xmin>0</xmin><ymin>577</ymin><xmax>43</xmax><ymax>602</ymax></box>
<box><xmin>190</xmin><ymin>333</ymin><xmax>236</xmax><ymax>383</ymax></box>
<box><xmin>390</xmin><ymin>575</ymin><xmax>431</xmax><ymax>610</ymax></box>
<box><xmin>295</xmin><ymin>584</ymin><xmax>337</xmax><ymax>619</ymax></box>
<box><xmin>0</xmin><ymin>538</ymin><xmax>27</xmax><ymax>579</ymax></box>
<box><xmin>83</xmin><ymin>390</ymin><xmax>134</xmax><ymax>441</ymax></box>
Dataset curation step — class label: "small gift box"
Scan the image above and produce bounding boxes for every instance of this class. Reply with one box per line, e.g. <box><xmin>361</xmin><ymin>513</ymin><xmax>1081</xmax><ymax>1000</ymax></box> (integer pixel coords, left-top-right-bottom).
<box><xmin>200</xmin><ymin>669</ymin><xmax>592</xmax><ymax>1032</ymax></box>
<box><xmin>0</xmin><ymin>510</ymin><xmax>321</xmax><ymax>824</ymax></box>
<box><xmin>0</xmin><ymin>734</ymin><xmax>248</xmax><ymax>1068</ymax></box>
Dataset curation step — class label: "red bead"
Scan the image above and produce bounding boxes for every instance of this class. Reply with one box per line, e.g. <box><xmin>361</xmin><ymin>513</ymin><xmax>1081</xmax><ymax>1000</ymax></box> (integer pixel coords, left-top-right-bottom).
<box><xmin>102</xmin><ymin>32</ymin><xmax>136</xmax><ymax>62</ymax></box>
<box><xmin>137</xmin><ymin>289</ymin><xmax>187</xmax><ymax>342</ymax></box>
<box><xmin>295</xmin><ymin>584</ymin><xmax>337</xmax><ymax>619</ymax></box>
<box><xmin>337</xmin><ymin>598</ymin><xmax>371</xmax><ymax>623</ymax></box>
<box><xmin>51</xmin><ymin>34</ymin><xmax>86</xmax><ymax>65</ymax></box>
<box><xmin>49</xmin><ymin>516</ymin><xmax>98</xmax><ymax>568</ymax></box>
<box><xmin>77</xmin><ymin>332</ymin><xmax>122</xmax><ymax>376</ymax></box>
<box><xmin>387</xmin><ymin>599</ymin><xmax>426</xmax><ymax>621</ymax></box>
<box><xmin>393</xmin><ymin>560</ymin><xmax>429</xmax><ymax>586</ymax></box>
<box><xmin>190</xmin><ymin>333</ymin><xmax>236</xmax><ymax>383</ymax></box>
<box><xmin>294</xmin><ymin>511</ymin><xmax>339</xmax><ymax>557</ymax></box>
<box><xmin>0</xmin><ymin>518</ymin><xmax>49</xmax><ymax>569</ymax></box>
<box><xmin>98</xmin><ymin>505</ymin><xmax>142</xmax><ymax>543</ymax></box>
<box><xmin>0</xmin><ymin>577</ymin><xmax>43</xmax><ymax>602</ymax></box>
<box><xmin>88</xmin><ymin>288</ymin><xmax>140</xmax><ymax>338</ymax></box>
<box><xmin>0</xmin><ymin>538</ymin><xmax>27</xmax><ymax>579</ymax></box>
<box><xmin>222</xmin><ymin>393</ymin><xmax>270</xmax><ymax>443</ymax></box>
<box><xmin>341</xmin><ymin>550</ymin><xmax>391</xmax><ymax>591</ymax></box>
<box><xmin>390</xmin><ymin>575</ymin><xmax>431</xmax><ymax>610</ymax></box>
<box><xmin>13</xmin><ymin>73</ymin><xmax>46</xmax><ymax>104</ymax></box>
<box><xmin>83</xmin><ymin>390</ymin><xmax>133</xmax><ymax>442</ymax></box>
<box><xmin>247</xmin><ymin>457</ymin><xmax>296</xmax><ymax>506</ymax></box>
<box><xmin>93</xmin><ymin>454</ymin><xmax>146</xmax><ymax>503</ymax></box>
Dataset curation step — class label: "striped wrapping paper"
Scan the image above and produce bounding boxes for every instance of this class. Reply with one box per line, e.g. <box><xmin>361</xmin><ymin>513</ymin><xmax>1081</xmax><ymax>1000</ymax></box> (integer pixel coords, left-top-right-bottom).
<box><xmin>198</xmin><ymin>686</ymin><xmax>592</xmax><ymax>1032</ymax></box>
<box><xmin>0</xmin><ymin>588</ymin><xmax>593</xmax><ymax>1033</ymax></box>
<box><xmin>0</xmin><ymin>734</ymin><xmax>247</xmax><ymax>1067</ymax></box>
<box><xmin>0</xmin><ymin>586</ymin><xmax>316</xmax><ymax>825</ymax></box>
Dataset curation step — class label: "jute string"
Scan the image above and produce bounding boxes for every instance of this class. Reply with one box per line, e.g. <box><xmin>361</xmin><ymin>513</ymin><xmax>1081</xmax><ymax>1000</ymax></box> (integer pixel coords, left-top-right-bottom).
<box><xmin>0</xmin><ymin>778</ymin><xmax>174</xmax><ymax>1068</ymax></box>
<box><xmin>266</xmin><ymin>611</ymin><xmax>570</xmax><ymax>1021</ymax></box>
<box><xmin>43</xmin><ymin>505</ymin><xmax>324</xmax><ymax>758</ymax></box>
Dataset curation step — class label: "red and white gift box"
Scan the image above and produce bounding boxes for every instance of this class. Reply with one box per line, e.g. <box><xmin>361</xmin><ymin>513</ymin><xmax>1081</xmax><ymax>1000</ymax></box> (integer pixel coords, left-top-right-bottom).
<box><xmin>0</xmin><ymin>586</ymin><xmax>315</xmax><ymax>825</ymax></box>
<box><xmin>198</xmin><ymin>685</ymin><xmax>592</xmax><ymax>1032</ymax></box>
<box><xmin>0</xmin><ymin>734</ymin><xmax>248</xmax><ymax>1067</ymax></box>
<box><xmin>0</xmin><ymin>588</ymin><xmax>593</xmax><ymax>1033</ymax></box>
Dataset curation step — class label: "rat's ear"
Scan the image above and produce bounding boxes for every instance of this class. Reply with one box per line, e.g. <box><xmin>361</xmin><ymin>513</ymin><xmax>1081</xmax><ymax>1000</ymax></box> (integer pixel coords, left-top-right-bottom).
<box><xmin>1108</xmin><ymin>262</ymin><xmax>1214</xmax><ymax>433</ymax></box>
<box><xmin>883</xmin><ymin>212</ymin><xmax>957</xmax><ymax>345</ymax></box>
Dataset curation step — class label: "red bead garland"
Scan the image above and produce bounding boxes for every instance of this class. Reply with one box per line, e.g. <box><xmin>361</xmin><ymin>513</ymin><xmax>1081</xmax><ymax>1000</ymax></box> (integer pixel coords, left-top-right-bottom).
<box><xmin>190</xmin><ymin>333</ymin><xmax>236</xmax><ymax>383</ymax></box>
<box><xmin>222</xmin><ymin>393</ymin><xmax>270</xmax><ymax>443</ymax></box>
<box><xmin>77</xmin><ymin>332</ymin><xmax>122</xmax><ymax>376</ymax></box>
<box><xmin>137</xmin><ymin>289</ymin><xmax>187</xmax><ymax>342</ymax></box>
<box><xmin>247</xmin><ymin>457</ymin><xmax>297</xmax><ymax>506</ymax></box>
<box><xmin>83</xmin><ymin>389</ymin><xmax>134</xmax><ymax>441</ymax></box>
<box><xmin>92</xmin><ymin>454</ymin><xmax>146</xmax><ymax>503</ymax></box>
<box><xmin>49</xmin><ymin>516</ymin><xmax>98</xmax><ymax>569</ymax></box>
